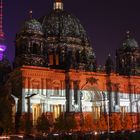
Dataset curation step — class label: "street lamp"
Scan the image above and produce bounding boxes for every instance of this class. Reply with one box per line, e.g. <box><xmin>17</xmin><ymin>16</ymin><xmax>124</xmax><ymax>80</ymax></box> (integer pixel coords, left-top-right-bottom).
<box><xmin>25</xmin><ymin>93</ymin><xmax>36</xmax><ymax>134</ymax></box>
<box><xmin>79</xmin><ymin>81</ymin><xmax>88</xmax><ymax>126</ymax></box>
<box><xmin>102</xmin><ymin>92</ymin><xmax>110</xmax><ymax>134</ymax></box>
<box><xmin>131</xmin><ymin>98</ymin><xmax>140</xmax><ymax>129</ymax></box>
<box><xmin>25</xmin><ymin>93</ymin><xmax>37</xmax><ymax>120</ymax></box>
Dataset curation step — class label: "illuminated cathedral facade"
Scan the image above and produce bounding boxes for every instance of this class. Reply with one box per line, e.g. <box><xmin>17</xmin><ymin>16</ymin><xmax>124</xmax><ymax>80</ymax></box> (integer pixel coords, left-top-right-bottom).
<box><xmin>1</xmin><ymin>0</ymin><xmax>140</xmax><ymax>129</ymax></box>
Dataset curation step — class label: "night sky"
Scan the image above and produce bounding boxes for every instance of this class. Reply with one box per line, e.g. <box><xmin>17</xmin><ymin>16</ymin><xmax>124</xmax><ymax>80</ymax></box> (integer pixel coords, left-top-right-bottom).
<box><xmin>3</xmin><ymin>0</ymin><xmax>140</xmax><ymax>65</ymax></box>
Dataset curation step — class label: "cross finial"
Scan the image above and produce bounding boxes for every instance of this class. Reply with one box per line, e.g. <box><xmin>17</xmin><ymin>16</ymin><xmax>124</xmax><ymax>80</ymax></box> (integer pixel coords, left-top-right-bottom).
<box><xmin>29</xmin><ymin>10</ymin><xmax>33</xmax><ymax>19</ymax></box>
<box><xmin>126</xmin><ymin>30</ymin><xmax>130</xmax><ymax>38</ymax></box>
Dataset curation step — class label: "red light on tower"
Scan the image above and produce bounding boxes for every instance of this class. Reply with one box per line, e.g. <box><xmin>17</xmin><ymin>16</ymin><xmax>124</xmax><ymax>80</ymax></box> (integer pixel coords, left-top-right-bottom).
<box><xmin>0</xmin><ymin>0</ymin><xmax>6</xmax><ymax>61</ymax></box>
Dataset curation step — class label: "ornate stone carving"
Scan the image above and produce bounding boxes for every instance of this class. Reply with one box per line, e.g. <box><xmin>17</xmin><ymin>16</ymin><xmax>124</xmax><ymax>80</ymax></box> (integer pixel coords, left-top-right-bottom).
<box><xmin>86</xmin><ymin>77</ymin><xmax>98</xmax><ymax>85</ymax></box>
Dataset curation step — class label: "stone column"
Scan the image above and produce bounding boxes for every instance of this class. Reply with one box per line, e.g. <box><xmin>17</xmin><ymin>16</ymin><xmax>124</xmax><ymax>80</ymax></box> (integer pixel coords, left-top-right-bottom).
<box><xmin>22</xmin><ymin>77</ymin><xmax>27</xmax><ymax>112</ymax></box>
<box><xmin>129</xmin><ymin>84</ymin><xmax>133</xmax><ymax>113</ymax></box>
<box><xmin>46</xmin><ymin>79</ymin><xmax>48</xmax><ymax>96</ymax></box>
<box><xmin>50</xmin><ymin>104</ymin><xmax>53</xmax><ymax>112</ymax></box>
<box><xmin>106</xmin><ymin>76</ymin><xmax>113</xmax><ymax>114</ymax></box>
<box><xmin>59</xmin><ymin>104</ymin><xmax>61</xmax><ymax>114</ymax></box>
<box><xmin>41</xmin><ymin>78</ymin><xmax>46</xmax><ymax>95</ymax></box>
<box><xmin>114</xmin><ymin>84</ymin><xmax>120</xmax><ymax>112</ymax></box>
<box><xmin>73</xmin><ymin>80</ymin><xmax>81</xmax><ymax>112</ymax></box>
<box><xmin>43</xmin><ymin>78</ymin><xmax>46</xmax><ymax>95</ymax></box>
<box><xmin>28</xmin><ymin>77</ymin><xmax>31</xmax><ymax>95</ymax></box>
<box><xmin>60</xmin><ymin>80</ymin><xmax>63</xmax><ymax>96</ymax></box>
<box><xmin>65</xmin><ymin>75</ymin><xmax>72</xmax><ymax>112</ymax></box>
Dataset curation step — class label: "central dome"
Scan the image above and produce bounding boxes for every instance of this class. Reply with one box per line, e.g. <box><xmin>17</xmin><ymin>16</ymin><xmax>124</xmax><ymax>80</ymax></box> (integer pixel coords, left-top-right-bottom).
<box><xmin>40</xmin><ymin>9</ymin><xmax>91</xmax><ymax>49</ymax></box>
<box><xmin>42</xmin><ymin>10</ymin><xmax>87</xmax><ymax>40</ymax></box>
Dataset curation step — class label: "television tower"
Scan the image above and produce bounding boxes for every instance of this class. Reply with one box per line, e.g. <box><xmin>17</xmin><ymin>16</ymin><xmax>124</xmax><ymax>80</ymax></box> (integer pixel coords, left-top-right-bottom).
<box><xmin>0</xmin><ymin>0</ymin><xmax>6</xmax><ymax>61</ymax></box>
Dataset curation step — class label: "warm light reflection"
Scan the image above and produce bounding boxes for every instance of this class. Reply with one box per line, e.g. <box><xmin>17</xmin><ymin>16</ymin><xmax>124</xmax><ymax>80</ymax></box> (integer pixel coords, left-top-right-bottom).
<box><xmin>93</xmin><ymin>106</ymin><xmax>101</xmax><ymax>120</ymax></box>
<box><xmin>32</xmin><ymin>104</ymin><xmax>41</xmax><ymax>125</ymax></box>
<box><xmin>53</xmin><ymin>105</ymin><xmax>61</xmax><ymax>119</ymax></box>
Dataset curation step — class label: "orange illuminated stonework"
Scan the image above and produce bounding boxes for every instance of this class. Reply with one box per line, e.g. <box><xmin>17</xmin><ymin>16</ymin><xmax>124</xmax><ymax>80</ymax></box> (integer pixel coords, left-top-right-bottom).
<box><xmin>8</xmin><ymin>65</ymin><xmax>139</xmax><ymax>131</ymax></box>
<box><xmin>4</xmin><ymin>0</ymin><xmax>139</xmax><ymax>132</ymax></box>
<box><xmin>20</xmin><ymin>66</ymin><xmax>140</xmax><ymax>93</ymax></box>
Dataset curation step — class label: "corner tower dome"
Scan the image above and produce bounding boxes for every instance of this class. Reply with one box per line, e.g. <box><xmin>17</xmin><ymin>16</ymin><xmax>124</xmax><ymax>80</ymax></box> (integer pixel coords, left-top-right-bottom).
<box><xmin>21</xmin><ymin>12</ymin><xmax>43</xmax><ymax>35</ymax></box>
<box><xmin>21</xmin><ymin>19</ymin><xmax>43</xmax><ymax>34</ymax></box>
<box><xmin>116</xmin><ymin>31</ymin><xmax>140</xmax><ymax>76</ymax></box>
<box><xmin>121</xmin><ymin>31</ymin><xmax>139</xmax><ymax>49</ymax></box>
<box><xmin>14</xmin><ymin>11</ymin><xmax>47</xmax><ymax>68</ymax></box>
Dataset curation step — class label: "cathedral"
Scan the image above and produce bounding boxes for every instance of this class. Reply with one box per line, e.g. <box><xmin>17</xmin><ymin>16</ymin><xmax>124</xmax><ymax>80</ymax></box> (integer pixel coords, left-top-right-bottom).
<box><xmin>0</xmin><ymin>0</ymin><xmax>140</xmax><ymax>129</ymax></box>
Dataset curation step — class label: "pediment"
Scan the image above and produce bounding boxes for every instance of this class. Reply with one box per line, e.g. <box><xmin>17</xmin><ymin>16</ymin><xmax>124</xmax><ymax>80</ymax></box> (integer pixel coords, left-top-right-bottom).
<box><xmin>30</xmin><ymin>94</ymin><xmax>46</xmax><ymax>100</ymax></box>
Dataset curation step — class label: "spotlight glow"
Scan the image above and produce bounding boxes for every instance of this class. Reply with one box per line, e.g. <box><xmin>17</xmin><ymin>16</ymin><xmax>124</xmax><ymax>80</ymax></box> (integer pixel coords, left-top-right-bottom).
<box><xmin>0</xmin><ymin>53</ymin><xmax>3</xmax><ymax>60</ymax></box>
<box><xmin>0</xmin><ymin>44</ymin><xmax>6</xmax><ymax>52</ymax></box>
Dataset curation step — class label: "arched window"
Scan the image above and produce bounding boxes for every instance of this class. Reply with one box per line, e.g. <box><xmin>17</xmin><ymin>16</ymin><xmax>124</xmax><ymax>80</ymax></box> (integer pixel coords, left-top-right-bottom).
<box><xmin>56</xmin><ymin>54</ymin><xmax>59</xmax><ymax>65</ymax></box>
<box><xmin>22</xmin><ymin>44</ymin><xmax>27</xmax><ymax>53</ymax></box>
<box><xmin>49</xmin><ymin>54</ymin><xmax>54</xmax><ymax>65</ymax></box>
<box><xmin>32</xmin><ymin>43</ymin><xmax>38</xmax><ymax>54</ymax></box>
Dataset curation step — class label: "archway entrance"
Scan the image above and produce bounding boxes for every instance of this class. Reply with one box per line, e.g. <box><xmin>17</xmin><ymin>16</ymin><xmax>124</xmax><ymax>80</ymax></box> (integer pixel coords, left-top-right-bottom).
<box><xmin>82</xmin><ymin>86</ymin><xmax>103</xmax><ymax>120</ymax></box>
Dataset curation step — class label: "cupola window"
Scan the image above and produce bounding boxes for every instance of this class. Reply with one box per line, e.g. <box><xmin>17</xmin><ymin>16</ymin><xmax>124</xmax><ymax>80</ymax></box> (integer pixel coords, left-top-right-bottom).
<box><xmin>49</xmin><ymin>54</ymin><xmax>54</xmax><ymax>65</ymax></box>
<box><xmin>20</xmin><ymin>42</ymin><xmax>27</xmax><ymax>54</ymax></box>
<box><xmin>32</xmin><ymin>43</ymin><xmax>38</xmax><ymax>54</ymax></box>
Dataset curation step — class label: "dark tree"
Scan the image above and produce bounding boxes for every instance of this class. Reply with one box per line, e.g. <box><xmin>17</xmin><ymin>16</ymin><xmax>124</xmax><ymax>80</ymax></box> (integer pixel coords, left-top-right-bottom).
<box><xmin>55</xmin><ymin>114</ymin><xmax>77</xmax><ymax>131</ymax></box>
<box><xmin>36</xmin><ymin>114</ymin><xmax>51</xmax><ymax>133</ymax></box>
<box><xmin>0</xmin><ymin>91</ymin><xmax>14</xmax><ymax>134</ymax></box>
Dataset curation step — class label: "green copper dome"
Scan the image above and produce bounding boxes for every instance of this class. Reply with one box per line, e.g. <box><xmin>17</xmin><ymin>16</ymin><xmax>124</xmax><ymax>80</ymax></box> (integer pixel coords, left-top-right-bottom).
<box><xmin>42</xmin><ymin>10</ymin><xmax>86</xmax><ymax>38</ymax></box>
<box><xmin>122</xmin><ymin>38</ymin><xmax>139</xmax><ymax>49</ymax></box>
<box><xmin>40</xmin><ymin>10</ymin><xmax>90</xmax><ymax>47</ymax></box>
<box><xmin>21</xmin><ymin>19</ymin><xmax>43</xmax><ymax>34</ymax></box>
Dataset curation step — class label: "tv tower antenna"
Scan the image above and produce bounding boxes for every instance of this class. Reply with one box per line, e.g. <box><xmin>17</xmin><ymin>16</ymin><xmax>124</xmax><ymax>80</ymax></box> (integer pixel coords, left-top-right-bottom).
<box><xmin>0</xmin><ymin>0</ymin><xmax>6</xmax><ymax>61</ymax></box>
<box><xmin>0</xmin><ymin>0</ymin><xmax>4</xmax><ymax>37</ymax></box>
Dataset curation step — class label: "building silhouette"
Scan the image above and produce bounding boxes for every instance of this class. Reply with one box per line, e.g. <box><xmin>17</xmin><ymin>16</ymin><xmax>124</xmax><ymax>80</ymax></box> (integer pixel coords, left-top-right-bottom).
<box><xmin>1</xmin><ymin>0</ymin><xmax>140</xmax><ymax>130</ymax></box>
